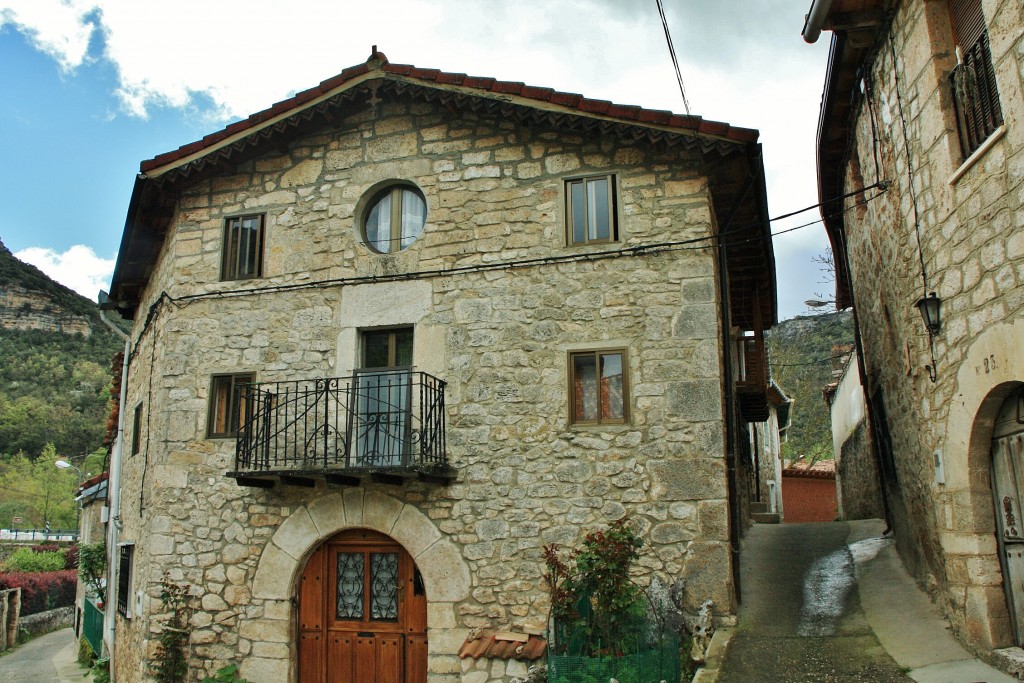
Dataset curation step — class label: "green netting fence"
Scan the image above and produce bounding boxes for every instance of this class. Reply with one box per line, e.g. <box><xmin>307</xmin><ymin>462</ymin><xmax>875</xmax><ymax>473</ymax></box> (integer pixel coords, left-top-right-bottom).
<box><xmin>547</xmin><ymin>634</ymin><xmax>681</xmax><ymax>683</ymax></box>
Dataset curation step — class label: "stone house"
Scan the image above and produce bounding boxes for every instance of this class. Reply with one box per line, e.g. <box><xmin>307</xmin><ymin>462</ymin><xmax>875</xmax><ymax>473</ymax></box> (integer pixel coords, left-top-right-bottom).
<box><xmin>102</xmin><ymin>50</ymin><xmax>777</xmax><ymax>682</ymax></box>
<box><xmin>803</xmin><ymin>0</ymin><xmax>1024</xmax><ymax>663</ymax></box>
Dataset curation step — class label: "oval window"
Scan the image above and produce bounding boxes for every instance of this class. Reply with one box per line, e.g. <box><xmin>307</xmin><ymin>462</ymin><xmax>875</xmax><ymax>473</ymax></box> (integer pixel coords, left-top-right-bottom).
<box><xmin>362</xmin><ymin>186</ymin><xmax>427</xmax><ymax>253</ymax></box>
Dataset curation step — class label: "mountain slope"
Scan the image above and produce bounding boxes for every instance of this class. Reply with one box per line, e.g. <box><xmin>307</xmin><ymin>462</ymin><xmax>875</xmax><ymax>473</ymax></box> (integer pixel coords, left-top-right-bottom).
<box><xmin>0</xmin><ymin>238</ymin><xmax>123</xmax><ymax>458</ymax></box>
<box><xmin>767</xmin><ymin>310</ymin><xmax>855</xmax><ymax>462</ymax></box>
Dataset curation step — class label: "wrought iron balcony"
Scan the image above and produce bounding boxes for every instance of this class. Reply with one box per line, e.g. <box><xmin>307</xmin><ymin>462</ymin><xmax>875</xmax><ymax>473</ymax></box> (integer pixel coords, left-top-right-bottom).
<box><xmin>227</xmin><ymin>371</ymin><xmax>454</xmax><ymax>488</ymax></box>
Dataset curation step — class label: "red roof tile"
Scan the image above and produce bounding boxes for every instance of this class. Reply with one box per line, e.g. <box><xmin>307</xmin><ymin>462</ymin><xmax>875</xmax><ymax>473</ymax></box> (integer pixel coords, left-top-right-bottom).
<box><xmin>458</xmin><ymin>631</ymin><xmax>547</xmax><ymax>661</ymax></box>
<box><xmin>139</xmin><ymin>48</ymin><xmax>759</xmax><ymax>174</ymax></box>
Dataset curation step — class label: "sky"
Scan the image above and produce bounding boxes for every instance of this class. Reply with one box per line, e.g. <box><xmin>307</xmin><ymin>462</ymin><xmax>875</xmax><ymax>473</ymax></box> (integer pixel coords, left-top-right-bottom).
<box><xmin>0</xmin><ymin>0</ymin><xmax>832</xmax><ymax>320</ymax></box>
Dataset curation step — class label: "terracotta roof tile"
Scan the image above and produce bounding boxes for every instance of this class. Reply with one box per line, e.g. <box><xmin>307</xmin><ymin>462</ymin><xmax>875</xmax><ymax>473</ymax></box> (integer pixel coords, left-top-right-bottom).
<box><xmin>458</xmin><ymin>631</ymin><xmax>547</xmax><ymax>661</ymax></box>
<box><xmin>139</xmin><ymin>48</ymin><xmax>760</xmax><ymax>174</ymax></box>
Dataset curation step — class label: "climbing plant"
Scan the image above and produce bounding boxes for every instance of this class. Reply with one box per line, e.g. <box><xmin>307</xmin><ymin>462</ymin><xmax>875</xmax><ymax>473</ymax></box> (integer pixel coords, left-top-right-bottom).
<box><xmin>149</xmin><ymin>575</ymin><xmax>190</xmax><ymax>683</ymax></box>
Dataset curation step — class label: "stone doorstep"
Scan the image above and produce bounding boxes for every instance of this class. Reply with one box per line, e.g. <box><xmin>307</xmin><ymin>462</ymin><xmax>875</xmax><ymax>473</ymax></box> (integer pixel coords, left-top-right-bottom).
<box><xmin>751</xmin><ymin>512</ymin><xmax>781</xmax><ymax>524</ymax></box>
<box><xmin>991</xmin><ymin>646</ymin><xmax>1024</xmax><ymax>679</ymax></box>
<box><xmin>690</xmin><ymin>626</ymin><xmax>733</xmax><ymax>683</ymax></box>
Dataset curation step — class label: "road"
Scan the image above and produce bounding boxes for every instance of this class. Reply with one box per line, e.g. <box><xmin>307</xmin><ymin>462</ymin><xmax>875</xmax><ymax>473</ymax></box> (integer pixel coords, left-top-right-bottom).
<box><xmin>0</xmin><ymin>627</ymin><xmax>81</xmax><ymax>683</ymax></box>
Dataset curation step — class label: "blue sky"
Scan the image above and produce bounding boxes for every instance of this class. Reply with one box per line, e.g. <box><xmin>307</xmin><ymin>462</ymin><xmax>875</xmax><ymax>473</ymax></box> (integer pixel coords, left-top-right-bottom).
<box><xmin>0</xmin><ymin>0</ymin><xmax>832</xmax><ymax>318</ymax></box>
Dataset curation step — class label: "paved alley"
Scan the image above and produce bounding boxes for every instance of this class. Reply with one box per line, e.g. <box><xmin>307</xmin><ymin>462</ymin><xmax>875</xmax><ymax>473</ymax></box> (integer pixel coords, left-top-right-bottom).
<box><xmin>715</xmin><ymin>520</ymin><xmax>1016</xmax><ymax>683</ymax></box>
<box><xmin>0</xmin><ymin>627</ymin><xmax>82</xmax><ymax>683</ymax></box>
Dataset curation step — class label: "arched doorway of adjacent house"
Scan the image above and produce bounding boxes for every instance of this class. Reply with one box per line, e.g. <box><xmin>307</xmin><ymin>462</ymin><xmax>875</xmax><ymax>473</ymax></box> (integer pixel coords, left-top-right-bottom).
<box><xmin>297</xmin><ymin>528</ymin><xmax>427</xmax><ymax>683</ymax></box>
<box><xmin>990</xmin><ymin>386</ymin><xmax>1024</xmax><ymax>646</ymax></box>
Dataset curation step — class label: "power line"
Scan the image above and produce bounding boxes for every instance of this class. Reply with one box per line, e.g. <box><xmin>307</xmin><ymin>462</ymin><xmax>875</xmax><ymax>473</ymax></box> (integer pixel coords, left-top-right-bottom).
<box><xmin>656</xmin><ymin>0</ymin><xmax>691</xmax><ymax>116</ymax></box>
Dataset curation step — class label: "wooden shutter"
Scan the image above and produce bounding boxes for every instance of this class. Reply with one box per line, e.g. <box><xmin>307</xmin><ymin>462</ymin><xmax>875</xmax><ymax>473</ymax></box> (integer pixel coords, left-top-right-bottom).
<box><xmin>948</xmin><ymin>0</ymin><xmax>985</xmax><ymax>50</ymax></box>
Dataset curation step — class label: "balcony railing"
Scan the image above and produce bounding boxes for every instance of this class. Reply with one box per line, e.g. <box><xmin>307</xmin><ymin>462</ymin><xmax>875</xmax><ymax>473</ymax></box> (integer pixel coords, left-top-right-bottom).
<box><xmin>229</xmin><ymin>371</ymin><xmax>453</xmax><ymax>487</ymax></box>
<box><xmin>950</xmin><ymin>30</ymin><xmax>1004</xmax><ymax>158</ymax></box>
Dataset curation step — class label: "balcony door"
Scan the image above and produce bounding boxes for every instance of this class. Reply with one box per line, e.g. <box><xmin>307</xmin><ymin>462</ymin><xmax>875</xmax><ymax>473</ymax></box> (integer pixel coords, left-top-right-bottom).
<box><xmin>354</xmin><ymin>329</ymin><xmax>413</xmax><ymax>467</ymax></box>
<box><xmin>298</xmin><ymin>529</ymin><xmax>427</xmax><ymax>683</ymax></box>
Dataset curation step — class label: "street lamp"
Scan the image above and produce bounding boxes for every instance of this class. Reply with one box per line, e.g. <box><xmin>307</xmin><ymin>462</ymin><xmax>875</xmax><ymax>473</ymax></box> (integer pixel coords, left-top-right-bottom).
<box><xmin>804</xmin><ymin>298</ymin><xmax>835</xmax><ymax>308</ymax></box>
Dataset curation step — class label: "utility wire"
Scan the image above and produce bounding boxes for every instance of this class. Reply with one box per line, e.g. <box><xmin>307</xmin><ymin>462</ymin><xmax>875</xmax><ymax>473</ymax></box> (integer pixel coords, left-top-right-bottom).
<box><xmin>656</xmin><ymin>0</ymin><xmax>691</xmax><ymax>115</ymax></box>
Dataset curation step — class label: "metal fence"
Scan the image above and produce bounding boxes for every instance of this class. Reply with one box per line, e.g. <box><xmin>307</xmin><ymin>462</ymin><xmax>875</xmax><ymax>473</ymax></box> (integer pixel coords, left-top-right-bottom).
<box><xmin>83</xmin><ymin>598</ymin><xmax>103</xmax><ymax>656</ymax></box>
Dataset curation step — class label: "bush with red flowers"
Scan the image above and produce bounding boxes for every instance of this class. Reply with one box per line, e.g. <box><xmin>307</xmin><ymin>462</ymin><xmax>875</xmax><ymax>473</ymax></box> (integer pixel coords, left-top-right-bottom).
<box><xmin>0</xmin><ymin>570</ymin><xmax>77</xmax><ymax>616</ymax></box>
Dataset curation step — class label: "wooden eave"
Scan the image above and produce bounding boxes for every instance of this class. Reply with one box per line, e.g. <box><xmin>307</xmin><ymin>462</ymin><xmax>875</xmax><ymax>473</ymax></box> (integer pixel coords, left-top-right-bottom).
<box><xmin>814</xmin><ymin>0</ymin><xmax>890</xmax><ymax>309</ymax></box>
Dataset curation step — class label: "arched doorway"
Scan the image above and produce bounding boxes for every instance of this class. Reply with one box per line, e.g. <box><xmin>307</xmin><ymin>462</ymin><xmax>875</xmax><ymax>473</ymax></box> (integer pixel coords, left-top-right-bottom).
<box><xmin>991</xmin><ymin>386</ymin><xmax>1024</xmax><ymax>646</ymax></box>
<box><xmin>297</xmin><ymin>528</ymin><xmax>427</xmax><ymax>683</ymax></box>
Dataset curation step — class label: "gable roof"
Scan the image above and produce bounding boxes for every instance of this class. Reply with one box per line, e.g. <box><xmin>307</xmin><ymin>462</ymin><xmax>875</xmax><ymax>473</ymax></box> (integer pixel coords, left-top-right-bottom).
<box><xmin>110</xmin><ymin>50</ymin><xmax>775</xmax><ymax>328</ymax></box>
<box><xmin>139</xmin><ymin>49</ymin><xmax>758</xmax><ymax>179</ymax></box>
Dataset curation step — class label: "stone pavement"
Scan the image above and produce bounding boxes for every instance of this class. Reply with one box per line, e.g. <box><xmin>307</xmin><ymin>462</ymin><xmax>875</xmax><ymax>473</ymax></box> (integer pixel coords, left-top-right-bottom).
<box><xmin>700</xmin><ymin>520</ymin><xmax>1018</xmax><ymax>683</ymax></box>
<box><xmin>0</xmin><ymin>627</ymin><xmax>86</xmax><ymax>683</ymax></box>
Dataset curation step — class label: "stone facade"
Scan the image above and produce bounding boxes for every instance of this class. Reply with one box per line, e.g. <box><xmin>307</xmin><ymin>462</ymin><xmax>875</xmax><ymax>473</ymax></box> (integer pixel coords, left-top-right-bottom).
<box><xmin>105</xmin><ymin>56</ymin><xmax>775</xmax><ymax>682</ymax></box>
<box><xmin>812</xmin><ymin>0</ymin><xmax>1024</xmax><ymax>657</ymax></box>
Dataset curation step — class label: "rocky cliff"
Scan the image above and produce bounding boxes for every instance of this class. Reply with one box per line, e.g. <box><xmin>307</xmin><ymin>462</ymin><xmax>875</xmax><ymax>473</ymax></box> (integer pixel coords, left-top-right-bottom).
<box><xmin>0</xmin><ymin>238</ymin><xmax>96</xmax><ymax>337</ymax></box>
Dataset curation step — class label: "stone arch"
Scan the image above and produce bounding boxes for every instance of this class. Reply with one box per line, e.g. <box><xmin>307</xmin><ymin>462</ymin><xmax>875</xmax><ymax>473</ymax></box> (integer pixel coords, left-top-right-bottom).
<box><xmin>944</xmin><ymin>318</ymin><xmax>1024</xmax><ymax>516</ymax></box>
<box><xmin>247</xmin><ymin>488</ymin><xmax>470</xmax><ymax>682</ymax></box>
<box><xmin>940</xmin><ymin>319</ymin><xmax>1024</xmax><ymax>649</ymax></box>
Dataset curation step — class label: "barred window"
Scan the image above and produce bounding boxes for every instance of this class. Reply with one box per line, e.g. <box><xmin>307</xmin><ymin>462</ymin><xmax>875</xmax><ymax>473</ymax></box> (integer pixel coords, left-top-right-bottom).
<box><xmin>117</xmin><ymin>544</ymin><xmax>134</xmax><ymax>618</ymax></box>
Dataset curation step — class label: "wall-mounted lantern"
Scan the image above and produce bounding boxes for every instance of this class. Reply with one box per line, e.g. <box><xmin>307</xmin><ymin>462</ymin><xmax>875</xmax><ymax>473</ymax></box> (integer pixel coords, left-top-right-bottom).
<box><xmin>915</xmin><ymin>292</ymin><xmax>942</xmax><ymax>336</ymax></box>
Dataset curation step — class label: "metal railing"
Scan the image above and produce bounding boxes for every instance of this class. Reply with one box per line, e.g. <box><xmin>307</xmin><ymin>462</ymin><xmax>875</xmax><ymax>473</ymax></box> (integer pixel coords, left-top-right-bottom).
<box><xmin>950</xmin><ymin>30</ymin><xmax>1003</xmax><ymax>158</ymax></box>
<box><xmin>234</xmin><ymin>371</ymin><xmax>447</xmax><ymax>475</ymax></box>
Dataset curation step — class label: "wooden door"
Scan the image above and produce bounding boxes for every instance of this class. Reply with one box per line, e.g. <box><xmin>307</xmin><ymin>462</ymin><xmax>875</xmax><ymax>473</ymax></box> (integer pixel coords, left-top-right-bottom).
<box><xmin>298</xmin><ymin>529</ymin><xmax>427</xmax><ymax>683</ymax></box>
<box><xmin>992</xmin><ymin>388</ymin><xmax>1024</xmax><ymax>645</ymax></box>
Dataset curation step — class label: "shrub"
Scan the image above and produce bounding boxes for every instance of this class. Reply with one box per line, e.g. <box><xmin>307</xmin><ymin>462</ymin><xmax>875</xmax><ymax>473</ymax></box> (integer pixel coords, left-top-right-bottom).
<box><xmin>63</xmin><ymin>544</ymin><xmax>80</xmax><ymax>570</ymax></box>
<box><xmin>31</xmin><ymin>544</ymin><xmax>61</xmax><ymax>554</ymax></box>
<box><xmin>78</xmin><ymin>542</ymin><xmax>106</xmax><ymax>602</ymax></box>
<box><xmin>0</xmin><ymin>570</ymin><xmax>77</xmax><ymax>615</ymax></box>
<box><xmin>5</xmin><ymin>548</ymin><xmax>67</xmax><ymax>573</ymax></box>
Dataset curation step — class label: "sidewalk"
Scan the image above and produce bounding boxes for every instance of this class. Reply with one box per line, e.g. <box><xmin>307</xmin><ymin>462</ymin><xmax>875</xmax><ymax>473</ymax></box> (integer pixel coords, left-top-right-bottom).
<box><xmin>52</xmin><ymin>629</ymin><xmax>87</xmax><ymax>683</ymax></box>
<box><xmin>701</xmin><ymin>520</ymin><xmax>1022</xmax><ymax>682</ymax></box>
<box><xmin>847</xmin><ymin>519</ymin><xmax>1019</xmax><ymax>682</ymax></box>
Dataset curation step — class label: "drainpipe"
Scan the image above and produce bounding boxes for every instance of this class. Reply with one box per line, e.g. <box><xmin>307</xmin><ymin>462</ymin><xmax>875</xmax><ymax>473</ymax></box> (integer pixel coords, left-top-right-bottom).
<box><xmin>99</xmin><ymin>308</ymin><xmax>129</xmax><ymax>680</ymax></box>
<box><xmin>802</xmin><ymin>0</ymin><xmax>834</xmax><ymax>43</ymax></box>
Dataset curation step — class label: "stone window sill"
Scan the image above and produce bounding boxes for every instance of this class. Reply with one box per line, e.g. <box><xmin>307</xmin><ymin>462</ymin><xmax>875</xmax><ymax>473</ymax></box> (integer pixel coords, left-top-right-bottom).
<box><xmin>948</xmin><ymin>124</ymin><xmax>1006</xmax><ymax>185</ymax></box>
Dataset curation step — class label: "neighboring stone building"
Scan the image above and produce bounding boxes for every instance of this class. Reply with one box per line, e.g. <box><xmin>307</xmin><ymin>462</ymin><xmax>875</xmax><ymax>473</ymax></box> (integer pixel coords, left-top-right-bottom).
<box><xmin>803</xmin><ymin>0</ymin><xmax>1024</xmax><ymax>662</ymax></box>
<box><xmin>102</xmin><ymin>51</ymin><xmax>777</xmax><ymax>682</ymax></box>
<box><xmin>825</xmin><ymin>353</ymin><xmax>884</xmax><ymax>520</ymax></box>
<box><xmin>749</xmin><ymin>380</ymin><xmax>791</xmax><ymax>522</ymax></box>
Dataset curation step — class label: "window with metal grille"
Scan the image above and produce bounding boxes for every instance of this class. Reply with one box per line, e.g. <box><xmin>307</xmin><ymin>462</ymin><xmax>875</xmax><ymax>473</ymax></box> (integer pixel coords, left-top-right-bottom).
<box><xmin>221</xmin><ymin>214</ymin><xmax>264</xmax><ymax>281</ymax></box>
<box><xmin>117</xmin><ymin>544</ymin><xmax>134</xmax><ymax>618</ymax></box>
<box><xmin>948</xmin><ymin>0</ymin><xmax>1003</xmax><ymax>157</ymax></box>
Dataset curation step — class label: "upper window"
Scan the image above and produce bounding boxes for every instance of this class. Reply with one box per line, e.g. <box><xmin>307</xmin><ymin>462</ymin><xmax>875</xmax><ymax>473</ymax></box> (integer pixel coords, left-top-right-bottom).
<box><xmin>566</xmin><ymin>175</ymin><xmax>617</xmax><ymax>246</ymax></box>
<box><xmin>569</xmin><ymin>349</ymin><xmax>628</xmax><ymax>425</ymax></box>
<box><xmin>131</xmin><ymin>402</ymin><xmax>143</xmax><ymax>456</ymax></box>
<box><xmin>208</xmin><ymin>373</ymin><xmax>254</xmax><ymax>438</ymax></box>
<box><xmin>948</xmin><ymin>0</ymin><xmax>1003</xmax><ymax>157</ymax></box>
<box><xmin>222</xmin><ymin>215</ymin><xmax>264</xmax><ymax>281</ymax></box>
<box><xmin>362</xmin><ymin>186</ymin><xmax>427</xmax><ymax>253</ymax></box>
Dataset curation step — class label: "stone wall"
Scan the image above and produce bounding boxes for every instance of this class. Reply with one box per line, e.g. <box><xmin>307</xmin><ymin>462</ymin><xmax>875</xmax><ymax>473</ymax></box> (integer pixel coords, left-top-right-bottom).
<box><xmin>837</xmin><ymin>421</ymin><xmax>884</xmax><ymax>520</ymax></box>
<box><xmin>113</xmin><ymin>92</ymin><xmax>733</xmax><ymax>682</ymax></box>
<box><xmin>835</xmin><ymin>0</ymin><xmax>1024</xmax><ymax>651</ymax></box>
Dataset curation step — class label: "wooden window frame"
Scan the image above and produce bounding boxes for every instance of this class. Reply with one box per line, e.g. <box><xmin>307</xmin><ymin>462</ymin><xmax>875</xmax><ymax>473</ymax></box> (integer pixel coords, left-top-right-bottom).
<box><xmin>361</xmin><ymin>185</ymin><xmax>427</xmax><ymax>254</ymax></box>
<box><xmin>207</xmin><ymin>373</ymin><xmax>255</xmax><ymax>438</ymax></box>
<box><xmin>221</xmin><ymin>214</ymin><xmax>265</xmax><ymax>281</ymax></box>
<box><xmin>565</xmin><ymin>174</ymin><xmax>618</xmax><ymax>246</ymax></box>
<box><xmin>946</xmin><ymin>0</ymin><xmax>1003</xmax><ymax>158</ymax></box>
<box><xmin>131</xmin><ymin>402</ymin><xmax>143</xmax><ymax>456</ymax></box>
<box><xmin>568</xmin><ymin>348</ymin><xmax>630</xmax><ymax>425</ymax></box>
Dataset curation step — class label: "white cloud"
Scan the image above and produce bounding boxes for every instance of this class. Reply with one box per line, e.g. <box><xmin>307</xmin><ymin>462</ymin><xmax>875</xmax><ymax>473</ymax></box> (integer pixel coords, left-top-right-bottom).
<box><xmin>1</xmin><ymin>0</ymin><xmax>835</xmax><ymax>318</ymax></box>
<box><xmin>0</xmin><ymin>0</ymin><xmax>99</xmax><ymax>71</ymax></box>
<box><xmin>15</xmin><ymin>245</ymin><xmax>114</xmax><ymax>300</ymax></box>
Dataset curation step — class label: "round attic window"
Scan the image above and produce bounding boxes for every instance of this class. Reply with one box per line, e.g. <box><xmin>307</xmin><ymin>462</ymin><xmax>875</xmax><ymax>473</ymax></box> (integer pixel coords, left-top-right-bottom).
<box><xmin>362</xmin><ymin>185</ymin><xmax>427</xmax><ymax>253</ymax></box>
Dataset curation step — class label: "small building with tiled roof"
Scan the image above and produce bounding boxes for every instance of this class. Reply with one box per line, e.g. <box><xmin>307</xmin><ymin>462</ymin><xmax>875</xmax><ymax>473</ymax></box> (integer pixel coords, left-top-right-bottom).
<box><xmin>101</xmin><ymin>49</ymin><xmax>778</xmax><ymax>682</ymax></box>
